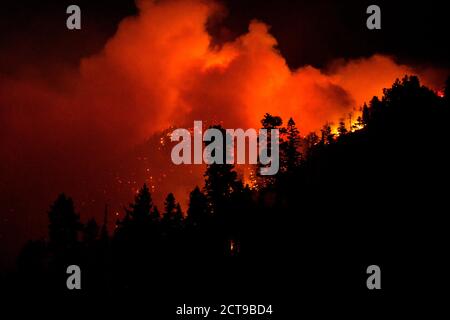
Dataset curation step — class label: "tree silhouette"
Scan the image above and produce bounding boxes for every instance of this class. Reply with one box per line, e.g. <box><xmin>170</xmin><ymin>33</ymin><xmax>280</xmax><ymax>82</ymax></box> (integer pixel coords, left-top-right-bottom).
<box><xmin>304</xmin><ymin>132</ymin><xmax>319</xmax><ymax>159</ymax></box>
<box><xmin>112</xmin><ymin>184</ymin><xmax>159</xmax><ymax>290</ymax></box>
<box><xmin>258</xmin><ymin>113</ymin><xmax>283</xmax><ymax>186</ymax></box>
<box><xmin>320</xmin><ymin>123</ymin><xmax>334</xmax><ymax>144</ymax></box>
<box><xmin>162</xmin><ymin>193</ymin><xmax>183</xmax><ymax>227</ymax></box>
<box><xmin>367</xmin><ymin>96</ymin><xmax>382</xmax><ymax>126</ymax></box>
<box><xmin>261</xmin><ymin>112</ymin><xmax>283</xmax><ymax>129</ymax></box>
<box><xmin>152</xmin><ymin>205</ymin><xmax>161</xmax><ymax>222</ymax></box>
<box><xmin>362</xmin><ymin>102</ymin><xmax>370</xmax><ymax>126</ymax></box>
<box><xmin>204</xmin><ymin>161</ymin><xmax>240</xmax><ymax>215</ymax></box>
<box><xmin>186</xmin><ymin>186</ymin><xmax>209</xmax><ymax>229</ymax></box>
<box><xmin>175</xmin><ymin>204</ymin><xmax>183</xmax><ymax>223</ymax></box>
<box><xmin>11</xmin><ymin>74</ymin><xmax>450</xmax><ymax>299</ymax></box>
<box><xmin>48</xmin><ymin>193</ymin><xmax>82</xmax><ymax>252</ymax></box>
<box><xmin>127</xmin><ymin>183</ymin><xmax>153</xmax><ymax>223</ymax></box>
<box><xmin>203</xmin><ymin>126</ymin><xmax>241</xmax><ymax>214</ymax></box>
<box><xmin>281</xmin><ymin>117</ymin><xmax>302</xmax><ymax>172</ymax></box>
<box><xmin>163</xmin><ymin>193</ymin><xmax>176</xmax><ymax>218</ymax></box>
<box><xmin>337</xmin><ymin>119</ymin><xmax>347</xmax><ymax>136</ymax></box>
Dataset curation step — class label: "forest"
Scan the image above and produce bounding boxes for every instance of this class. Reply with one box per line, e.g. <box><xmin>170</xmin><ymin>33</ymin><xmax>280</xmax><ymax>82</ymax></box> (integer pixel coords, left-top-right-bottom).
<box><xmin>5</xmin><ymin>76</ymin><xmax>449</xmax><ymax>309</ymax></box>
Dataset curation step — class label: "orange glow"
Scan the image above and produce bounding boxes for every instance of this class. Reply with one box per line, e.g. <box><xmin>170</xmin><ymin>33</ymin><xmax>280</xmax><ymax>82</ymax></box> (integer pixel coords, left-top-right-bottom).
<box><xmin>241</xmin><ymin>165</ymin><xmax>258</xmax><ymax>190</ymax></box>
<box><xmin>77</xmin><ymin>0</ymin><xmax>443</xmax><ymax>137</ymax></box>
<box><xmin>0</xmin><ymin>0</ymin><xmax>445</xmax><ymax>219</ymax></box>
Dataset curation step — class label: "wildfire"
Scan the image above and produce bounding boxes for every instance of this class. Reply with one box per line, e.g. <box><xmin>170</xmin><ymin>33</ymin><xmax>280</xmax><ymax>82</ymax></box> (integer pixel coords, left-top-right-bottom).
<box><xmin>242</xmin><ymin>166</ymin><xmax>258</xmax><ymax>190</ymax></box>
<box><xmin>202</xmin><ymin>46</ymin><xmax>239</xmax><ymax>71</ymax></box>
<box><xmin>1</xmin><ymin>0</ymin><xmax>446</xmax><ymax>248</ymax></box>
<box><xmin>351</xmin><ymin>121</ymin><xmax>365</xmax><ymax>131</ymax></box>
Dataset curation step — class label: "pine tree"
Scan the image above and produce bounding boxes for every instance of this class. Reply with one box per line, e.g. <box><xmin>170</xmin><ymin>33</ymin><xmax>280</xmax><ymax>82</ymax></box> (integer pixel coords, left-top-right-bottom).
<box><xmin>337</xmin><ymin>119</ymin><xmax>348</xmax><ymax>136</ymax></box>
<box><xmin>48</xmin><ymin>193</ymin><xmax>82</xmax><ymax>251</ymax></box>
<box><xmin>282</xmin><ymin>117</ymin><xmax>302</xmax><ymax>172</ymax></box>
<box><xmin>186</xmin><ymin>186</ymin><xmax>209</xmax><ymax>228</ymax></box>
<box><xmin>162</xmin><ymin>193</ymin><xmax>183</xmax><ymax>225</ymax></box>
<box><xmin>127</xmin><ymin>184</ymin><xmax>153</xmax><ymax>223</ymax></box>
<box><xmin>261</xmin><ymin>113</ymin><xmax>283</xmax><ymax>130</ymax></box>
<box><xmin>320</xmin><ymin>123</ymin><xmax>334</xmax><ymax>144</ymax></box>
<box><xmin>151</xmin><ymin>205</ymin><xmax>160</xmax><ymax>222</ymax></box>
<box><xmin>369</xmin><ymin>96</ymin><xmax>382</xmax><ymax>121</ymax></box>
<box><xmin>175</xmin><ymin>204</ymin><xmax>183</xmax><ymax>223</ymax></box>
<box><xmin>258</xmin><ymin>113</ymin><xmax>283</xmax><ymax>186</ymax></box>
<box><xmin>115</xmin><ymin>184</ymin><xmax>155</xmax><ymax>244</ymax></box>
<box><xmin>362</xmin><ymin>103</ymin><xmax>370</xmax><ymax>126</ymax></box>
<box><xmin>204</xmin><ymin>163</ymin><xmax>239</xmax><ymax>213</ymax></box>
<box><xmin>163</xmin><ymin>193</ymin><xmax>177</xmax><ymax>220</ymax></box>
<box><xmin>203</xmin><ymin>125</ymin><xmax>241</xmax><ymax>213</ymax></box>
<box><xmin>304</xmin><ymin>132</ymin><xmax>319</xmax><ymax>159</ymax></box>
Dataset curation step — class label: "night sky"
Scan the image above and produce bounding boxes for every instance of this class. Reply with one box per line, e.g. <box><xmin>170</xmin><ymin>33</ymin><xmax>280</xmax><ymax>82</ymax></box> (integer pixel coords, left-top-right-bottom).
<box><xmin>1</xmin><ymin>1</ymin><xmax>449</xmax><ymax>71</ymax></box>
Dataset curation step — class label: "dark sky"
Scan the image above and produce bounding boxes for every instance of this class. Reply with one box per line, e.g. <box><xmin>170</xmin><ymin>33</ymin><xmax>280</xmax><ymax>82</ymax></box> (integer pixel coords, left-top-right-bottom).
<box><xmin>1</xmin><ymin>0</ymin><xmax>449</xmax><ymax>73</ymax></box>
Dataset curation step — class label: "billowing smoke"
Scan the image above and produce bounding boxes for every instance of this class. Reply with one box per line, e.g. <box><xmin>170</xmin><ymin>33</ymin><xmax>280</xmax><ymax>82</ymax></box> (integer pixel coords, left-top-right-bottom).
<box><xmin>0</xmin><ymin>0</ymin><xmax>444</xmax><ymax>264</ymax></box>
